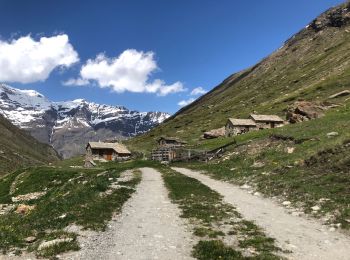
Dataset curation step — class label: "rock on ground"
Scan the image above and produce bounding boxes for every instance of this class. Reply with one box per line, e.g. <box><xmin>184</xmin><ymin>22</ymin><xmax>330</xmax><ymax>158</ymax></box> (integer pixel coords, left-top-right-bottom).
<box><xmin>286</xmin><ymin>101</ymin><xmax>325</xmax><ymax>123</ymax></box>
<box><xmin>328</xmin><ymin>90</ymin><xmax>350</xmax><ymax>99</ymax></box>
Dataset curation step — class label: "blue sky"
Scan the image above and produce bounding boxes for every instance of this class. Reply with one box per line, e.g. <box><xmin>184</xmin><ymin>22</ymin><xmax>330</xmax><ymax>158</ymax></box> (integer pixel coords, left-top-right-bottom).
<box><xmin>0</xmin><ymin>0</ymin><xmax>345</xmax><ymax>113</ymax></box>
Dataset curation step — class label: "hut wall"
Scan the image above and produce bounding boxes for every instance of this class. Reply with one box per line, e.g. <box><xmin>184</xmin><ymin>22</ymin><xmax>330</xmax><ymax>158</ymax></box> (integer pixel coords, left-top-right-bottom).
<box><xmin>255</xmin><ymin>121</ymin><xmax>284</xmax><ymax>130</ymax></box>
<box><xmin>256</xmin><ymin>122</ymin><xmax>271</xmax><ymax>129</ymax></box>
<box><xmin>225</xmin><ymin>124</ymin><xmax>256</xmax><ymax>137</ymax></box>
<box><xmin>158</xmin><ymin>139</ymin><xmax>184</xmax><ymax>148</ymax></box>
<box><xmin>89</xmin><ymin>148</ymin><xmax>114</xmax><ymax>160</ymax></box>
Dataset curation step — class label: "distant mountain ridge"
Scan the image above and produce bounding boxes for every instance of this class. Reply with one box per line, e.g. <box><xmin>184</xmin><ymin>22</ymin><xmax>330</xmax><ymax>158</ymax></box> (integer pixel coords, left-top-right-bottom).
<box><xmin>0</xmin><ymin>84</ymin><xmax>170</xmax><ymax>158</ymax></box>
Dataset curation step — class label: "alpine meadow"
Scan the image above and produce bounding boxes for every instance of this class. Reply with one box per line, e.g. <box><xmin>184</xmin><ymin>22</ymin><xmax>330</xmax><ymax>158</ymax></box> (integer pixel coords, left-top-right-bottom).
<box><xmin>0</xmin><ymin>1</ymin><xmax>350</xmax><ymax>259</ymax></box>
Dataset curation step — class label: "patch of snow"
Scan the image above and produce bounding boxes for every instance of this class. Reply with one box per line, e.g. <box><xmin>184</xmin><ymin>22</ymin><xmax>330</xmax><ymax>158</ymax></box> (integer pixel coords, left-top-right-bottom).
<box><xmin>0</xmin><ymin>83</ymin><xmax>170</xmax><ymax>135</ymax></box>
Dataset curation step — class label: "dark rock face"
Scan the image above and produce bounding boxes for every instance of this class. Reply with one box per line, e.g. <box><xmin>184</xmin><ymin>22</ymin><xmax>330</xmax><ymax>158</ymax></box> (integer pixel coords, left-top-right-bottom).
<box><xmin>0</xmin><ymin>84</ymin><xmax>170</xmax><ymax>158</ymax></box>
<box><xmin>310</xmin><ymin>3</ymin><xmax>350</xmax><ymax>32</ymax></box>
<box><xmin>285</xmin><ymin>3</ymin><xmax>350</xmax><ymax>47</ymax></box>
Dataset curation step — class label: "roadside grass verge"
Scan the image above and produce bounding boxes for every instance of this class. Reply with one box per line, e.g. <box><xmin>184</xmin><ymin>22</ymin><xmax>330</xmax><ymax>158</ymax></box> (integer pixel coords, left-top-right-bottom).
<box><xmin>160</xmin><ymin>166</ymin><xmax>281</xmax><ymax>259</ymax></box>
<box><xmin>174</xmin><ymin>105</ymin><xmax>350</xmax><ymax>230</ymax></box>
<box><xmin>0</xmin><ymin>160</ymin><xmax>144</xmax><ymax>257</ymax></box>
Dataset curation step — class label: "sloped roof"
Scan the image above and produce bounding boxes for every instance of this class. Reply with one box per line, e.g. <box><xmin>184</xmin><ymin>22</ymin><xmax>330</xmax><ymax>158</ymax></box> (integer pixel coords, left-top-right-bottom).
<box><xmin>88</xmin><ymin>142</ymin><xmax>131</xmax><ymax>154</ymax></box>
<box><xmin>250</xmin><ymin>114</ymin><xmax>284</xmax><ymax>122</ymax></box>
<box><xmin>227</xmin><ymin>118</ymin><xmax>256</xmax><ymax>126</ymax></box>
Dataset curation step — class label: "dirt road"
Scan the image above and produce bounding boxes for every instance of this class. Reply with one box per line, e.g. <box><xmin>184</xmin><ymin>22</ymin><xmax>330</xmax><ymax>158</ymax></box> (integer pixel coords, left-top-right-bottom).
<box><xmin>64</xmin><ymin>168</ymin><xmax>195</xmax><ymax>260</ymax></box>
<box><xmin>172</xmin><ymin>167</ymin><xmax>350</xmax><ymax>260</ymax></box>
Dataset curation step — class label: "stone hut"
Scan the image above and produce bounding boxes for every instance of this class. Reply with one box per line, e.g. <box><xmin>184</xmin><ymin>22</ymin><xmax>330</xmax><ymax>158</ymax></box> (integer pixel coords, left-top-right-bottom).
<box><xmin>225</xmin><ymin>118</ymin><xmax>257</xmax><ymax>137</ymax></box>
<box><xmin>85</xmin><ymin>141</ymin><xmax>131</xmax><ymax>162</ymax></box>
<box><xmin>157</xmin><ymin>137</ymin><xmax>187</xmax><ymax>148</ymax></box>
<box><xmin>249</xmin><ymin>114</ymin><xmax>284</xmax><ymax>129</ymax></box>
<box><xmin>151</xmin><ymin>137</ymin><xmax>187</xmax><ymax>162</ymax></box>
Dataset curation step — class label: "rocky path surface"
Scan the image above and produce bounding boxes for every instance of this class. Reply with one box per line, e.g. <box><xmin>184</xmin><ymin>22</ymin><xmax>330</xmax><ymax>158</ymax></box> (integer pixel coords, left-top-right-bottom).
<box><xmin>172</xmin><ymin>167</ymin><xmax>350</xmax><ymax>260</ymax></box>
<box><xmin>63</xmin><ymin>167</ymin><xmax>195</xmax><ymax>260</ymax></box>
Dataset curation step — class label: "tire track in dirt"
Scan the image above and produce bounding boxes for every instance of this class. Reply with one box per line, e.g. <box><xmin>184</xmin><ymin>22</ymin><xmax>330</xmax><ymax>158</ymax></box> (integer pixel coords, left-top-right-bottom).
<box><xmin>173</xmin><ymin>167</ymin><xmax>350</xmax><ymax>260</ymax></box>
<box><xmin>63</xmin><ymin>167</ymin><xmax>195</xmax><ymax>260</ymax></box>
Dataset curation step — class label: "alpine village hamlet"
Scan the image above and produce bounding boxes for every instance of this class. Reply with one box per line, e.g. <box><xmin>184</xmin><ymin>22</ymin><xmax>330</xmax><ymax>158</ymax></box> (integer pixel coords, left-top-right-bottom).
<box><xmin>1</xmin><ymin>1</ymin><xmax>350</xmax><ymax>260</ymax></box>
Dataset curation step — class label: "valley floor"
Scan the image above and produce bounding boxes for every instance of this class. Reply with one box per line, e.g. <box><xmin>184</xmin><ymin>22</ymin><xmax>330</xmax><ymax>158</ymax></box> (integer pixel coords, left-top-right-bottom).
<box><xmin>60</xmin><ymin>167</ymin><xmax>350</xmax><ymax>260</ymax></box>
<box><xmin>2</xmin><ymin>165</ymin><xmax>350</xmax><ymax>259</ymax></box>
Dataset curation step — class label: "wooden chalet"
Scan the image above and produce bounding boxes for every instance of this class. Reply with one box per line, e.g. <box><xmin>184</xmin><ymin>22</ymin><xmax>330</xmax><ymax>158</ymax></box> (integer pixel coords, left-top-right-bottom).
<box><xmin>86</xmin><ymin>141</ymin><xmax>131</xmax><ymax>162</ymax></box>
<box><xmin>225</xmin><ymin>118</ymin><xmax>257</xmax><ymax>137</ymax></box>
<box><xmin>249</xmin><ymin>114</ymin><xmax>284</xmax><ymax>129</ymax></box>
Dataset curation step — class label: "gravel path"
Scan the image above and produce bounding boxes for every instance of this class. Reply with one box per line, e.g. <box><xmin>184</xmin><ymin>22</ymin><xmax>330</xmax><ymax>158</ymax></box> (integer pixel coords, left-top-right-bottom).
<box><xmin>172</xmin><ymin>167</ymin><xmax>350</xmax><ymax>260</ymax></box>
<box><xmin>63</xmin><ymin>167</ymin><xmax>195</xmax><ymax>260</ymax></box>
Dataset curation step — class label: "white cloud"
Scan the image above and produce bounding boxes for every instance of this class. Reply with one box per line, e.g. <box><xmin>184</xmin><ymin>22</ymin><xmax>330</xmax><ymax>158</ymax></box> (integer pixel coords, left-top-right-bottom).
<box><xmin>66</xmin><ymin>49</ymin><xmax>186</xmax><ymax>96</ymax></box>
<box><xmin>177</xmin><ymin>87</ymin><xmax>206</xmax><ymax>107</ymax></box>
<box><xmin>63</xmin><ymin>77</ymin><xmax>89</xmax><ymax>86</ymax></box>
<box><xmin>190</xmin><ymin>87</ymin><xmax>207</xmax><ymax>96</ymax></box>
<box><xmin>178</xmin><ymin>98</ymin><xmax>195</xmax><ymax>107</ymax></box>
<box><xmin>0</xmin><ymin>34</ymin><xmax>79</xmax><ymax>83</ymax></box>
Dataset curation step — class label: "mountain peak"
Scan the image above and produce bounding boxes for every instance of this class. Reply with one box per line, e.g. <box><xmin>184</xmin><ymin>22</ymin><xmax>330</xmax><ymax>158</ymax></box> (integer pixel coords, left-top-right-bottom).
<box><xmin>72</xmin><ymin>98</ymin><xmax>86</xmax><ymax>103</ymax></box>
<box><xmin>0</xmin><ymin>84</ymin><xmax>170</xmax><ymax>158</ymax></box>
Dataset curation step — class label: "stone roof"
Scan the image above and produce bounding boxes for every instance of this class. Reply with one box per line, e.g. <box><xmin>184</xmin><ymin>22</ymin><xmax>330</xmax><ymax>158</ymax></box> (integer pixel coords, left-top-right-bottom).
<box><xmin>87</xmin><ymin>142</ymin><xmax>131</xmax><ymax>154</ymax></box>
<box><xmin>227</xmin><ymin>118</ymin><xmax>257</xmax><ymax>126</ymax></box>
<box><xmin>250</xmin><ymin>114</ymin><xmax>284</xmax><ymax>122</ymax></box>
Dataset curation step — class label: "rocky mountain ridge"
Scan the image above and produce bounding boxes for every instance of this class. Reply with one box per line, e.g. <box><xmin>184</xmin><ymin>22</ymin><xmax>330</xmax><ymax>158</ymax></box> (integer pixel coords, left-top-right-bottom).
<box><xmin>0</xmin><ymin>84</ymin><xmax>169</xmax><ymax>158</ymax></box>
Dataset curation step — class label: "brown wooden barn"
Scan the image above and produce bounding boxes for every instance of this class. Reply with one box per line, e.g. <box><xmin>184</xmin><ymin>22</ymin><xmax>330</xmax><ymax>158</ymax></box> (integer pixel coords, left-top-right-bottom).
<box><xmin>85</xmin><ymin>142</ymin><xmax>131</xmax><ymax>162</ymax></box>
<box><xmin>225</xmin><ymin>118</ymin><xmax>257</xmax><ymax>137</ymax></box>
<box><xmin>249</xmin><ymin>114</ymin><xmax>284</xmax><ymax>129</ymax></box>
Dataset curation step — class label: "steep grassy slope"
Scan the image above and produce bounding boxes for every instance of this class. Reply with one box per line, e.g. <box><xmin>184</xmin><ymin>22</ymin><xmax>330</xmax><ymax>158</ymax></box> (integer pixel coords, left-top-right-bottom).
<box><xmin>0</xmin><ymin>114</ymin><xmax>60</xmax><ymax>175</ymax></box>
<box><xmin>127</xmin><ymin>2</ymin><xmax>350</xmax><ymax>153</ymax></box>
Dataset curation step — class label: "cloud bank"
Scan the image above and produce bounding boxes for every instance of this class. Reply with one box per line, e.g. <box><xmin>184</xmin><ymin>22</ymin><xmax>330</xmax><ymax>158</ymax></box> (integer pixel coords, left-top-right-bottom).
<box><xmin>64</xmin><ymin>49</ymin><xmax>186</xmax><ymax>96</ymax></box>
<box><xmin>0</xmin><ymin>34</ymin><xmax>79</xmax><ymax>83</ymax></box>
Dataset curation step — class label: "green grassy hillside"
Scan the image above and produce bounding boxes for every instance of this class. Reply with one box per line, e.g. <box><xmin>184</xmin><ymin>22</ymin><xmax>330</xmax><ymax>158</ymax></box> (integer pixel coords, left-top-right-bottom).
<box><xmin>178</xmin><ymin>102</ymin><xmax>350</xmax><ymax>230</ymax></box>
<box><xmin>127</xmin><ymin>2</ymin><xmax>350</xmax><ymax>153</ymax></box>
<box><xmin>125</xmin><ymin>2</ymin><xmax>350</xmax><ymax>233</ymax></box>
<box><xmin>0</xmin><ymin>114</ymin><xmax>60</xmax><ymax>175</ymax></box>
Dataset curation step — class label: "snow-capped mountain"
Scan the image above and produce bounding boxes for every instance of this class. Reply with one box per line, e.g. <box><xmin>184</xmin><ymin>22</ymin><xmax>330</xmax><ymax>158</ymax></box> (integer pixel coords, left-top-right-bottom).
<box><xmin>0</xmin><ymin>84</ymin><xmax>169</xmax><ymax>158</ymax></box>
